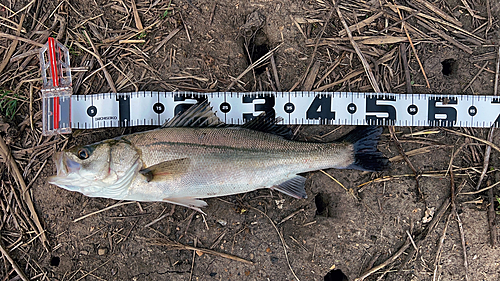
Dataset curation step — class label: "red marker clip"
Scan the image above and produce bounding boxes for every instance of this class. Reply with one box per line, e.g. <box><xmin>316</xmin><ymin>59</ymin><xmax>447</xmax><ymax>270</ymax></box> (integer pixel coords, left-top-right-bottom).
<box><xmin>39</xmin><ymin>37</ymin><xmax>72</xmax><ymax>136</ymax></box>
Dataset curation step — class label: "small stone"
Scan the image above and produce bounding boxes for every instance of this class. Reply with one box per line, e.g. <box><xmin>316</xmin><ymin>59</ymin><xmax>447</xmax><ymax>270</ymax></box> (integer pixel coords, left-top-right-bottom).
<box><xmin>98</xmin><ymin>248</ymin><xmax>107</xmax><ymax>256</ymax></box>
<box><xmin>217</xmin><ymin>219</ymin><xmax>227</xmax><ymax>226</ymax></box>
<box><xmin>80</xmin><ymin>250</ymin><xmax>89</xmax><ymax>255</ymax></box>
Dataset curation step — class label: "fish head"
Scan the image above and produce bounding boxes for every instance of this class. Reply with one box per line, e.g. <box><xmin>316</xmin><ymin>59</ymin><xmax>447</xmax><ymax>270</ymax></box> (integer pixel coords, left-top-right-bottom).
<box><xmin>49</xmin><ymin>139</ymin><xmax>141</xmax><ymax>199</ymax></box>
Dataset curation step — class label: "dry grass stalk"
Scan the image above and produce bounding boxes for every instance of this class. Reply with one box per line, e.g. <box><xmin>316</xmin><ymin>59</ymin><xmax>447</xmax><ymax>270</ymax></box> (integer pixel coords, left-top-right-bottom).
<box><xmin>413</xmin><ymin>0</ymin><xmax>462</xmax><ymax>27</ymax></box>
<box><xmin>355</xmin><ymin>197</ymin><xmax>451</xmax><ymax>280</ymax></box>
<box><xmin>226</xmin><ymin>43</ymin><xmax>283</xmax><ymax>91</ymax></box>
<box><xmin>302</xmin><ymin>60</ymin><xmax>321</xmax><ymax>91</ymax></box>
<box><xmin>391</xmin><ymin>3</ymin><xmax>430</xmax><ymax>88</ymax></box>
<box><xmin>442</xmin><ymin>128</ymin><xmax>500</xmax><ymax>154</ymax></box>
<box><xmin>250</xmin><ymin>206</ymin><xmax>300</xmax><ymax>281</ymax></box>
<box><xmin>0</xmin><ymin>137</ymin><xmax>48</xmax><ymax>249</ymax></box>
<box><xmin>494</xmin><ymin>46</ymin><xmax>500</xmax><ymax>96</ymax></box>
<box><xmin>475</xmin><ymin>128</ymin><xmax>495</xmax><ymax>190</ymax></box>
<box><xmin>0</xmin><ymin>14</ymin><xmax>25</xmax><ymax>74</ymax></box>
<box><xmin>290</xmin><ymin>7</ymin><xmax>334</xmax><ymax>92</ymax></box>
<box><xmin>0</xmin><ymin>31</ymin><xmax>44</xmax><ymax>47</ymax></box>
<box><xmin>417</xmin><ymin>18</ymin><xmax>473</xmax><ymax>54</ymax></box>
<box><xmin>334</xmin><ymin>0</ymin><xmax>380</xmax><ymax>92</ymax></box>
<box><xmin>151</xmin><ymin>238</ymin><xmax>254</xmax><ymax>265</ymax></box>
<box><xmin>463</xmin><ymin>61</ymin><xmax>489</xmax><ymax>92</ymax></box>
<box><xmin>73</xmin><ymin>201</ymin><xmax>135</xmax><ymax>223</ymax></box>
<box><xmin>0</xmin><ymin>237</ymin><xmax>29</xmax><ymax>281</ymax></box>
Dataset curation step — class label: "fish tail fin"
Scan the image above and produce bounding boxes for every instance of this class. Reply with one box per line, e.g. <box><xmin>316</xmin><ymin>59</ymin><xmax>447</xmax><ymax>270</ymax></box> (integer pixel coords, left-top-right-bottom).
<box><xmin>338</xmin><ymin>126</ymin><xmax>389</xmax><ymax>172</ymax></box>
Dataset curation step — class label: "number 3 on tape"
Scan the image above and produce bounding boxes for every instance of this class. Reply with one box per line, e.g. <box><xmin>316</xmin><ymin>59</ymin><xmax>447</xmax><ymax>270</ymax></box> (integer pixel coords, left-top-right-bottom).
<box><xmin>39</xmin><ymin>37</ymin><xmax>73</xmax><ymax>136</ymax></box>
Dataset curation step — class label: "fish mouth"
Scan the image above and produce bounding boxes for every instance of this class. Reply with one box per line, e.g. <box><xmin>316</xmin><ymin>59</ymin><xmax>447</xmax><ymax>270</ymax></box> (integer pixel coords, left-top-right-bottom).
<box><xmin>50</xmin><ymin>152</ymin><xmax>81</xmax><ymax>180</ymax></box>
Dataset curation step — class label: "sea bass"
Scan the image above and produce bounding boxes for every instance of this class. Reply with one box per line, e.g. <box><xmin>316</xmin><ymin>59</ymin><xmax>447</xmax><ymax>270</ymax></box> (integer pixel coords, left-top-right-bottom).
<box><xmin>49</xmin><ymin>102</ymin><xmax>388</xmax><ymax>212</ymax></box>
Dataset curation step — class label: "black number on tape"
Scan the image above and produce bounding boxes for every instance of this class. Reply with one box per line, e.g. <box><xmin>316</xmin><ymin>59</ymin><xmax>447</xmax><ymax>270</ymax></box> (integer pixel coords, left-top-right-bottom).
<box><xmin>407</xmin><ymin>104</ymin><xmax>418</xmax><ymax>115</ymax></box>
<box><xmin>493</xmin><ymin>98</ymin><xmax>500</xmax><ymax>126</ymax></box>
<box><xmin>87</xmin><ymin>106</ymin><xmax>97</xmax><ymax>117</ymax></box>
<box><xmin>468</xmin><ymin>106</ymin><xmax>477</xmax><ymax>116</ymax></box>
<box><xmin>366</xmin><ymin>95</ymin><xmax>396</xmax><ymax>124</ymax></box>
<box><xmin>306</xmin><ymin>95</ymin><xmax>335</xmax><ymax>123</ymax></box>
<box><xmin>428</xmin><ymin>97</ymin><xmax>457</xmax><ymax>126</ymax></box>
<box><xmin>242</xmin><ymin>95</ymin><xmax>276</xmax><ymax>121</ymax></box>
<box><xmin>284</xmin><ymin>102</ymin><xmax>295</xmax><ymax>113</ymax></box>
<box><xmin>347</xmin><ymin>103</ymin><xmax>357</xmax><ymax>114</ymax></box>
<box><xmin>153</xmin><ymin>103</ymin><xmax>165</xmax><ymax>114</ymax></box>
<box><xmin>220</xmin><ymin>102</ymin><xmax>231</xmax><ymax>113</ymax></box>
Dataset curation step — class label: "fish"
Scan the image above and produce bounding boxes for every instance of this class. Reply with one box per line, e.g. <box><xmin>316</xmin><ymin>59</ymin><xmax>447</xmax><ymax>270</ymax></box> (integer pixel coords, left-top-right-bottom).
<box><xmin>49</xmin><ymin>102</ymin><xmax>388</xmax><ymax>212</ymax></box>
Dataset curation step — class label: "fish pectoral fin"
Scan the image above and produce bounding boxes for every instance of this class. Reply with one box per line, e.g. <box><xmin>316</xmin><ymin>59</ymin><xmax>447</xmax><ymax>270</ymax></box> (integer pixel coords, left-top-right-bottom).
<box><xmin>139</xmin><ymin>158</ymin><xmax>191</xmax><ymax>182</ymax></box>
<box><xmin>163</xmin><ymin>197</ymin><xmax>208</xmax><ymax>214</ymax></box>
<box><xmin>272</xmin><ymin>176</ymin><xmax>307</xmax><ymax>199</ymax></box>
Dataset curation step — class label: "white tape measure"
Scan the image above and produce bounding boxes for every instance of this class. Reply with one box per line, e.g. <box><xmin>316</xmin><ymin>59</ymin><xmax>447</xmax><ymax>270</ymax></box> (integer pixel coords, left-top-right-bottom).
<box><xmin>64</xmin><ymin>91</ymin><xmax>500</xmax><ymax>129</ymax></box>
<box><xmin>38</xmin><ymin>38</ymin><xmax>499</xmax><ymax>136</ymax></box>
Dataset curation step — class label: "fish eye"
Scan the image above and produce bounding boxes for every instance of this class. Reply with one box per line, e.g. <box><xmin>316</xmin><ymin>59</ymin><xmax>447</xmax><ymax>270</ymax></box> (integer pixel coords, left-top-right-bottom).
<box><xmin>77</xmin><ymin>148</ymin><xmax>90</xmax><ymax>160</ymax></box>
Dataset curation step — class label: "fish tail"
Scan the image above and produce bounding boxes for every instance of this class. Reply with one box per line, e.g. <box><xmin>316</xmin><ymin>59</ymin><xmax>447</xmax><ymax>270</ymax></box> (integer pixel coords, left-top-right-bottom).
<box><xmin>338</xmin><ymin>126</ymin><xmax>389</xmax><ymax>171</ymax></box>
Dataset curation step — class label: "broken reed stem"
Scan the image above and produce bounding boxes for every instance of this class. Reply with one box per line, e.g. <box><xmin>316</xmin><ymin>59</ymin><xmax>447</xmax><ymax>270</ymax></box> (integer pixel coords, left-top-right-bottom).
<box><xmin>393</xmin><ymin>2</ymin><xmax>430</xmax><ymax>88</ymax></box>
<box><xmin>388</xmin><ymin>126</ymin><xmax>423</xmax><ymax>201</ymax></box>
<box><xmin>449</xmin><ymin>160</ymin><xmax>469</xmax><ymax>281</ymax></box>
<box><xmin>432</xmin><ymin>212</ymin><xmax>452</xmax><ymax>281</ymax></box>
<box><xmin>456</xmin><ymin>209</ymin><xmax>470</xmax><ymax>281</ymax></box>
<box><xmin>80</xmin><ymin>30</ymin><xmax>117</xmax><ymax>92</ymax></box>
<box><xmin>0</xmin><ymin>31</ymin><xmax>44</xmax><ymax>47</ymax></box>
<box><xmin>356</xmin><ymin>197</ymin><xmax>451</xmax><ymax>281</ymax></box>
<box><xmin>400</xmin><ymin>44</ymin><xmax>413</xmax><ymax>94</ymax></box>
<box><xmin>0</xmin><ymin>136</ymin><xmax>49</xmax><ymax>250</ymax></box>
<box><xmin>225</xmin><ymin>43</ymin><xmax>283</xmax><ymax>91</ymax></box>
<box><xmin>152</xmin><ymin>238</ymin><xmax>253</xmax><ymax>265</ymax></box>
<box><xmin>0</xmin><ymin>14</ymin><xmax>25</xmax><ymax>74</ymax></box>
<box><xmin>441</xmin><ymin>128</ymin><xmax>500</xmax><ymax>154</ymax></box>
<box><xmin>73</xmin><ymin>201</ymin><xmax>135</xmax><ymax>222</ymax></box>
<box><xmin>291</xmin><ymin>7</ymin><xmax>334</xmax><ymax>92</ymax></box>
<box><xmin>250</xmin><ymin>206</ymin><xmax>300</xmax><ymax>281</ymax></box>
<box><xmin>463</xmin><ymin>61</ymin><xmax>488</xmax><ymax>92</ymax></box>
<box><xmin>334</xmin><ymin>1</ymin><xmax>380</xmax><ymax>92</ymax></box>
<box><xmin>0</xmin><ymin>236</ymin><xmax>29</xmax><ymax>281</ymax></box>
<box><xmin>475</xmin><ymin>128</ymin><xmax>495</xmax><ymax>190</ymax></box>
<box><xmin>494</xmin><ymin>46</ymin><xmax>500</xmax><ymax>96</ymax></box>
<box><xmin>488</xmin><ymin>182</ymin><xmax>497</xmax><ymax>246</ymax></box>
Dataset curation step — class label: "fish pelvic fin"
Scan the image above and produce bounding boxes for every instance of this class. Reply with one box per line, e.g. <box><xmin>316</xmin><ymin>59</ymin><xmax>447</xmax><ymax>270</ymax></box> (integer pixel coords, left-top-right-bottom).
<box><xmin>163</xmin><ymin>197</ymin><xmax>208</xmax><ymax>214</ymax></box>
<box><xmin>139</xmin><ymin>158</ymin><xmax>191</xmax><ymax>182</ymax></box>
<box><xmin>338</xmin><ymin>126</ymin><xmax>389</xmax><ymax>172</ymax></box>
<box><xmin>272</xmin><ymin>176</ymin><xmax>307</xmax><ymax>199</ymax></box>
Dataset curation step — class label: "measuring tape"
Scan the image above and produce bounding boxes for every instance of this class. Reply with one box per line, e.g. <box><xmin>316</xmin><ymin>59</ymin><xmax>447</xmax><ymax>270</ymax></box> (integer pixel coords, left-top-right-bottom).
<box><xmin>67</xmin><ymin>91</ymin><xmax>499</xmax><ymax>129</ymax></box>
<box><xmin>39</xmin><ymin>38</ymin><xmax>500</xmax><ymax>136</ymax></box>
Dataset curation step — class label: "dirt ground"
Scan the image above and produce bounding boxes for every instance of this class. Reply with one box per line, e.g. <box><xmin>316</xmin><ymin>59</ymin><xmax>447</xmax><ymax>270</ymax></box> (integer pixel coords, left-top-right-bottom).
<box><xmin>1</xmin><ymin>0</ymin><xmax>500</xmax><ymax>280</ymax></box>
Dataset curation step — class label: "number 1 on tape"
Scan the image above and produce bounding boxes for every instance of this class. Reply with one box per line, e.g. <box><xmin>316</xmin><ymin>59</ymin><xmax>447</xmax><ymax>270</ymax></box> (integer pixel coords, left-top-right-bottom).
<box><xmin>39</xmin><ymin>37</ymin><xmax>73</xmax><ymax>136</ymax></box>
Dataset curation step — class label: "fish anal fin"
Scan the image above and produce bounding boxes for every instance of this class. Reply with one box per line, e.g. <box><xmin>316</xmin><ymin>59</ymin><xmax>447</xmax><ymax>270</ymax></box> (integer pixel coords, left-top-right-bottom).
<box><xmin>139</xmin><ymin>158</ymin><xmax>190</xmax><ymax>182</ymax></box>
<box><xmin>163</xmin><ymin>197</ymin><xmax>208</xmax><ymax>214</ymax></box>
<box><xmin>272</xmin><ymin>176</ymin><xmax>307</xmax><ymax>199</ymax></box>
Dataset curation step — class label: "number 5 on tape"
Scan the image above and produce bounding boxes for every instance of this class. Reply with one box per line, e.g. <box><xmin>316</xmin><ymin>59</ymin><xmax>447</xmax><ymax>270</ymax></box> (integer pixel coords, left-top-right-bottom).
<box><xmin>39</xmin><ymin>37</ymin><xmax>73</xmax><ymax>136</ymax></box>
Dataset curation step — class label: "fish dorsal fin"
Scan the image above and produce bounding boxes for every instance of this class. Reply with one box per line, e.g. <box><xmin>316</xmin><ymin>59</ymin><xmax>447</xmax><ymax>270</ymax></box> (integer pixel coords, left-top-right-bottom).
<box><xmin>241</xmin><ymin>111</ymin><xmax>292</xmax><ymax>139</ymax></box>
<box><xmin>162</xmin><ymin>101</ymin><xmax>224</xmax><ymax>128</ymax></box>
<box><xmin>272</xmin><ymin>176</ymin><xmax>307</xmax><ymax>199</ymax></box>
<box><xmin>139</xmin><ymin>158</ymin><xmax>191</xmax><ymax>182</ymax></box>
